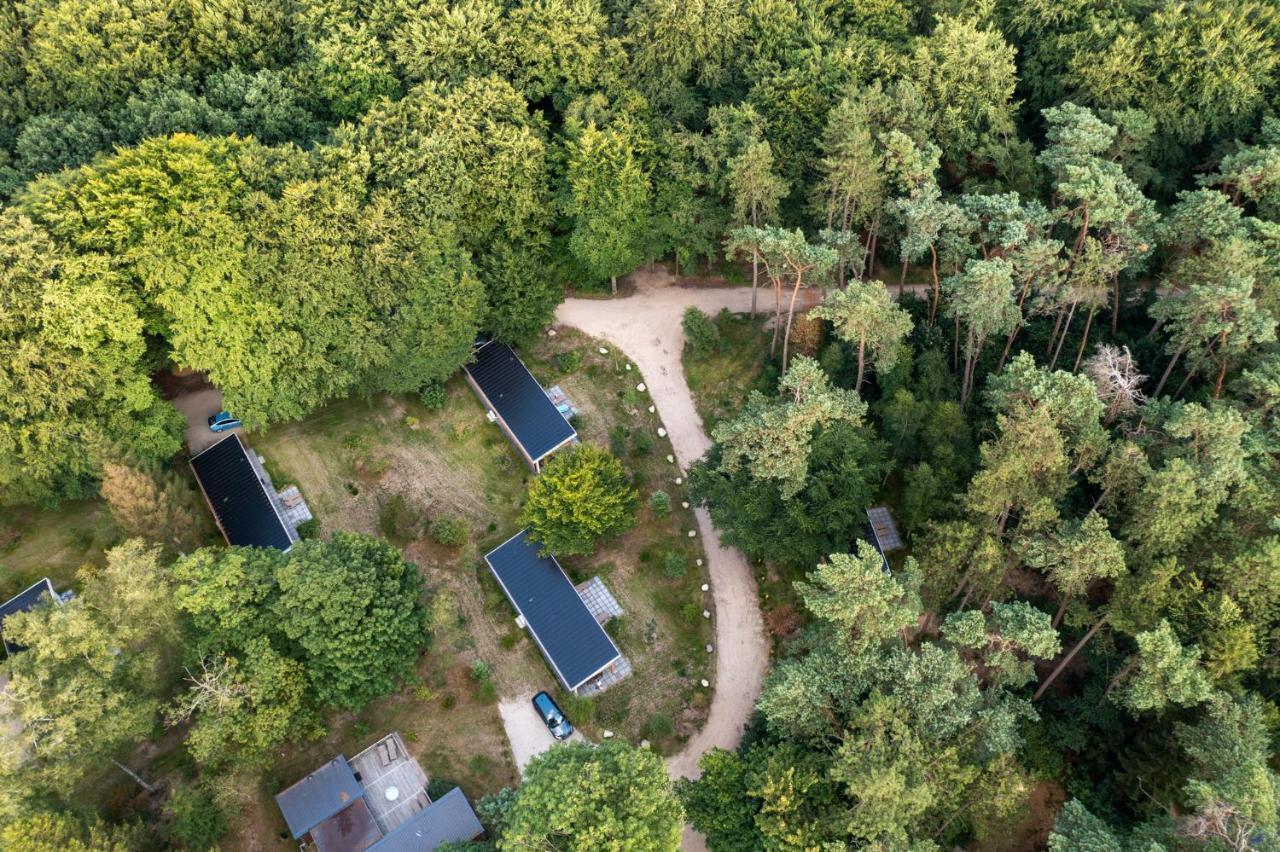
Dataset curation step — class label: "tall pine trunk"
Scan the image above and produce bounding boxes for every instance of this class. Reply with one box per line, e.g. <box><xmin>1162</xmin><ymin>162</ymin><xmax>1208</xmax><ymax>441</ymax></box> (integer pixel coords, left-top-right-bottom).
<box><xmin>855</xmin><ymin>337</ymin><xmax>866</xmax><ymax>392</ymax></box>
<box><xmin>781</xmin><ymin>277</ymin><xmax>805</xmax><ymax>372</ymax></box>
<box><xmin>1034</xmin><ymin>616</ymin><xmax>1107</xmax><ymax>701</ymax></box>
<box><xmin>927</xmin><ymin>245</ymin><xmax>940</xmax><ymax>325</ymax></box>
<box><xmin>1072</xmin><ymin>304</ymin><xmax>1098</xmax><ymax>371</ymax></box>
<box><xmin>1050</xmin><ymin>300</ymin><xmax>1078</xmax><ymax>369</ymax></box>
<box><xmin>770</xmin><ymin>280</ymin><xmax>783</xmax><ymax>356</ymax></box>
<box><xmin>1151</xmin><ymin>344</ymin><xmax>1187</xmax><ymax>398</ymax></box>
<box><xmin>750</xmin><ymin>207</ymin><xmax>759</xmax><ymax>317</ymax></box>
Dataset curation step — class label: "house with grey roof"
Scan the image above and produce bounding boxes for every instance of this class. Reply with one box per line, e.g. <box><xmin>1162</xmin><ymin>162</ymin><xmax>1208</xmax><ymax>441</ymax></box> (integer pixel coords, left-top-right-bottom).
<box><xmin>274</xmin><ymin>732</ymin><xmax>483</xmax><ymax>852</ymax></box>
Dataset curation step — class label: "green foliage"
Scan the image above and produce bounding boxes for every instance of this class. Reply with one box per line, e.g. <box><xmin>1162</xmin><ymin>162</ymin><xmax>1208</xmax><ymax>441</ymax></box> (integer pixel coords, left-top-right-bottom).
<box><xmin>691</xmin><ymin>420</ymin><xmax>887</xmax><ymax>569</ymax></box>
<box><xmin>430</xmin><ymin>515</ymin><xmax>470</xmax><ymax>547</ymax></box>
<box><xmin>166</xmin><ymin>782</ymin><xmax>228</xmax><ymax>850</ymax></box>
<box><xmin>521</xmin><ymin>445</ymin><xmax>638</xmax><ymax>556</ymax></box>
<box><xmin>681</xmin><ymin>307</ymin><xmax>721</xmax><ymax>355</ymax></box>
<box><xmin>562</xmin><ymin>118</ymin><xmax>651</xmax><ymax>289</ymax></box>
<box><xmin>172</xmin><ymin>533</ymin><xmax>427</xmax><ymax>713</ymax></box>
<box><xmin>649</xmin><ymin>489</ymin><xmax>671</xmax><ymax>517</ymax></box>
<box><xmin>502</xmin><ymin>740</ymin><xmax>684</xmax><ymax>851</ymax></box>
<box><xmin>710</xmin><ymin>356</ymin><xmax>866</xmax><ymax>499</ymax></box>
<box><xmin>0</xmin><ymin>541</ymin><xmax>178</xmax><ymax>804</ymax></box>
<box><xmin>419</xmin><ymin>383</ymin><xmax>448</xmax><ymax>412</ymax></box>
<box><xmin>0</xmin><ymin>811</ymin><xmax>142</xmax><ymax>852</ymax></box>
<box><xmin>661</xmin><ymin>551</ymin><xmax>687</xmax><ymax>579</ymax></box>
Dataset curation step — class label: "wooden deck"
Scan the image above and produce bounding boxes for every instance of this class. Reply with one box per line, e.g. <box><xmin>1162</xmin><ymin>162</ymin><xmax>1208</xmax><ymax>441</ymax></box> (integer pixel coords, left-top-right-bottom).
<box><xmin>349</xmin><ymin>733</ymin><xmax>432</xmax><ymax>833</ymax></box>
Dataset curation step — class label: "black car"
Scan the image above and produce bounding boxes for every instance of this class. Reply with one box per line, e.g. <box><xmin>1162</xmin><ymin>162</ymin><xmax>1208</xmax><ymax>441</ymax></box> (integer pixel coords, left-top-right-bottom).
<box><xmin>532</xmin><ymin>690</ymin><xmax>573</xmax><ymax>740</ymax></box>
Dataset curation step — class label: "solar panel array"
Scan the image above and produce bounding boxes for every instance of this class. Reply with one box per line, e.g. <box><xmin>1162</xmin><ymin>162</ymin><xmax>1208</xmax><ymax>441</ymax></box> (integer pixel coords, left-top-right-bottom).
<box><xmin>190</xmin><ymin>435</ymin><xmax>293</xmax><ymax>550</ymax></box>
<box><xmin>464</xmin><ymin>341</ymin><xmax>577</xmax><ymax>464</ymax></box>
<box><xmin>865</xmin><ymin>506</ymin><xmax>903</xmax><ymax>552</ymax></box>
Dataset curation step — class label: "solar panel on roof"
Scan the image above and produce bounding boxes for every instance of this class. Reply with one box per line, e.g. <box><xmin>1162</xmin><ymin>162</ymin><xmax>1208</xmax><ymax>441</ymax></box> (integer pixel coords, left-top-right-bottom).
<box><xmin>865</xmin><ymin>506</ymin><xmax>903</xmax><ymax>552</ymax></box>
<box><xmin>190</xmin><ymin>435</ymin><xmax>293</xmax><ymax>550</ymax></box>
<box><xmin>464</xmin><ymin>342</ymin><xmax>577</xmax><ymax>463</ymax></box>
<box><xmin>484</xmin><ymin>530</ymin><xmax>620</xmax><ymax>692</ymax></box>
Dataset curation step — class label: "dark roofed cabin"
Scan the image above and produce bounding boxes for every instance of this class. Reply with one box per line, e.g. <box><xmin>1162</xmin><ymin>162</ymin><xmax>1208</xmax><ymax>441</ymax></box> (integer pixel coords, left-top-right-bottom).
<box><xmin>190</xmin><ymin>434</ymin><xmax>294</xmax><ymax>550</ymax></box>
<box><xmin>463</xmin><ymin>340</ymin><xmax>578</xmax><ymax>472</ymax></box>
<box><xmin>484</xmin><ymin>530</ymin><xmax>622</xmax><ymax>694</ymax></box>
<box><xmin>0</xmin><ymin>578</ymin><xmax>71</xmax><ymax>657</ymax></box>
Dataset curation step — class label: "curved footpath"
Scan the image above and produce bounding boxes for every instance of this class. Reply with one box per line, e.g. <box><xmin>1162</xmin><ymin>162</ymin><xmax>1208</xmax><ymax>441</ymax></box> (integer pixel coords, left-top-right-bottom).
<box><xmin>558</xmin><ymin>281</ymin><xmax>927</xmax><ymax>849</ymax></box>
<box><xmin>557</xmin><ymin>285</ymin><xmax>780</xmax><ymax>788</ymax></box>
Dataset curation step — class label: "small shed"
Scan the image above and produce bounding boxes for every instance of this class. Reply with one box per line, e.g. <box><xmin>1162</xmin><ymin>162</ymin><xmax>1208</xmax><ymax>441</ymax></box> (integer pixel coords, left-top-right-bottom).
<box><xmin>463</xmin><ymin>341</ymin><xmax>578</xmax><ymax>472</ymax></box>
<box><xmin>190</xmin><ymin>433</ymin><xmax>295</xmax><ymax>550</ymax></box>
<box><xmin>864</xmin><ymin>506</ymin><xmax>903</xmax><ymax>573</ymax></box>
<box><xmin>275</xmin><ymin>756</ymin><xmax>363</xmax><ymax>840</ymax></box>
<box><xmin>484</xmin><ymin>530</ymin><xmax>623</xmax><ymax>694</ymax></box>
<box><xmin>0</xmin><ymin>578</ymin><xmax>71</xmax><ymax>657</ymax></box>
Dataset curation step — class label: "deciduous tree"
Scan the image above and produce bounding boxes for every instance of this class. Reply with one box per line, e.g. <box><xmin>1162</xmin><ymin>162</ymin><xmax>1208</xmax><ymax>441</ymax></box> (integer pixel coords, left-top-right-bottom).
<box><xmin>522</xmin><ymin>445</ymin><xmax>638</xmax><ymax>556</ymax></box>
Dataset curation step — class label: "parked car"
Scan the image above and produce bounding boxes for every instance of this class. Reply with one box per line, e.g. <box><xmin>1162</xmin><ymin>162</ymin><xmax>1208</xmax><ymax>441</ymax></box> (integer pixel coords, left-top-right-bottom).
<box><xmin>208</xmin><ymin>411</ymin><xmax>242</xmax><ymax>433</ymax></box>
<box><xmin>532</xmin><ymin>690</ymin><xmax>573</xmax><ymax>740</ymax></box>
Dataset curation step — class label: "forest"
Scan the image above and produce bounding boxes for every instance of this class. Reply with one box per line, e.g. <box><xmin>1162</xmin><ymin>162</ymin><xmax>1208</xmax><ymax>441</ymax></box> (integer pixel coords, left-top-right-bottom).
<box><xmin>2</xmin><ymin>0</ymin><xmax>1280</xmax><ymax>849</ymax></box>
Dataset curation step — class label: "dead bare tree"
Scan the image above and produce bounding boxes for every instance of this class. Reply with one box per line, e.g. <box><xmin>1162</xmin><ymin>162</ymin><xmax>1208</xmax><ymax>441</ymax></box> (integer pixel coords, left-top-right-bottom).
<box><xmin>1084</xmin><ymin>344</ymin><xmax>1147</xmax><ymax>424</ymax></box>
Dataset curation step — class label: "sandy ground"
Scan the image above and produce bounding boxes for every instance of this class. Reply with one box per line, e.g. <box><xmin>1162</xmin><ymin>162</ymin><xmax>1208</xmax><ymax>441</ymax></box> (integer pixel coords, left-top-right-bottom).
<box><xmin>497</xmin><ymin>692</ymin><xmax>585</xmax><ymax>775</ymax></box>
<box><xmin>170</xmin><ymin>387</ymin><xmax>238</xmax><ymax>453</ymax></box>
<box><xmin>557</xmin><ymin>280</ymin><xmax>784</xmax><ymax>782</ymax></box>
<box><xmin>559</xmin><ymin>275</ymin><xmax>934</xmax><ymax>851</ymax></box>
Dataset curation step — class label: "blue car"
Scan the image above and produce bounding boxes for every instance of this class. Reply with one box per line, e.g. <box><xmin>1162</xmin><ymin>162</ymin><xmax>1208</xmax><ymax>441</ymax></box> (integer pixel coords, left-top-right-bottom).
<box><xmin>532</xmin><ymin>691</ymin><xmax>573</xmax><ymax>740</ymax></box>
<box><xmin>207</xmin><ymin>411</ymin><xmax>242</xmax><ymax>433</ymax></box>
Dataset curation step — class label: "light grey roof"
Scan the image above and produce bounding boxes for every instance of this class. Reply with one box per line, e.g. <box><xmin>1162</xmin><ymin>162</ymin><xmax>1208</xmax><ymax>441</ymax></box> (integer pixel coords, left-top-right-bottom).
<box><xmin>369</xmin><ymin>787</ymin><xmax>484</xmax><ymax>851</ymax></box>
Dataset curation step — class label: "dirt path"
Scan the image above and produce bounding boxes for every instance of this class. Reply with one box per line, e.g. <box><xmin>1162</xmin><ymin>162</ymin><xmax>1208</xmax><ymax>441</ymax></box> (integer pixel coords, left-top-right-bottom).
<box><xmin>557</xmin><ymin>277</ymin><xmax>931</xmax><ymax>851</ymax></box>
<box><xmin>556</xmin><ymin>282</ymin><xmax>786</xmax><ymax>785</ymax></box>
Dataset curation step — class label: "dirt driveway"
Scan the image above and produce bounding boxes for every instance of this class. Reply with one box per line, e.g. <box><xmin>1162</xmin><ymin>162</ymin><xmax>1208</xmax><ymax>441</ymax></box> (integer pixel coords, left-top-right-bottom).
<box><xmin>170</xmin><ymin>388</ymin><xmax>238</xmax><ymax>454</ymax></box>
<box><xmin>498</xmin><ymin>693</ymin><xmax>585</xmax><ymax>775</ymax></box>
<box><xmin>556</xmin><ymin>283</ymin><xmax>779</xmax><ymax>782</ymax></box>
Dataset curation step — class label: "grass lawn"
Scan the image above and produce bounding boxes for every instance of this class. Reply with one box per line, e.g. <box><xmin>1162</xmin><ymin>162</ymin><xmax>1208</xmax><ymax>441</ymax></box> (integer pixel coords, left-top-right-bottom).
<box><xmin>216</xmin><ymin>328</ymin><xmax>712</xmax><ymax>847</ymax></box>
<box><xmin>0</xmin><ymin>500</ymin><xmax>116</xmax><ymax>598</ymax></box>
<box><xmin>683</xmin><ymin>311</ymin><xmax>776</xmax><ymax>432</ymax></box>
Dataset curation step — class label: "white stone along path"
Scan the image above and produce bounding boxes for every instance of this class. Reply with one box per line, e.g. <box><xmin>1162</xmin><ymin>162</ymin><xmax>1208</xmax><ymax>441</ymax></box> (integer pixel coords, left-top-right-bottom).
<box><xmin>557</xmin><ymin>280</ymin><xmax>794</xmax><ymax>852</ymax></box>
<box><xmin>557</xmin><ymin>275</ymin><xmax>931</xmax><ymax>850</ymax></box>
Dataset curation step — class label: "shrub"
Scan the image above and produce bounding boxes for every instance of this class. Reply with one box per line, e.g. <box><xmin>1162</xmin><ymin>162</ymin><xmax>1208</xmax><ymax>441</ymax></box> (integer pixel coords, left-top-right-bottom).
<box><xmin>649</xmin><ymin>490</ymin><xmax>671</xmax><ymax>517</ymax></box>
<box><xmin>428</xmin><ymin>776</ymin><xmax>460</xmax><ymax>799</ymax></box>
<box><xmin>379</xmin><ymin>494</ymin><xmax>420</xmax><ymax>543</ymax></box>
<box><xmin>521</xmin><ymin>446</ymin><xmax>638</xmax><ymax>556</ymax></box>
<box><xmin>430</xmin><ymin>516</ymin><xmax>469</xmax><ymax>547</ymax></box>
<box><xmin>419</xmin><ymin>383</ymin><xmax>447</xmax><ymax>411</ymax></box>
<box><xmin>167</xmin><ymin>783</ymin><xmax>227</xmax><ymax>850</ymax></box>
<box><xmin>295</xmin><ymin>519</ymin><xmax>319</xmax><ymax>540</ymax></box>
<box><xmin>555</xmin><ymin>350</ymin><xmax>582</xmax><ymax>373</ymax></box>
<box><xmin>631</xmin><ymin>431</ymin><xmax>653</xmax><ymax>456</ymax></box>
<box><xmin>609</xmin><ymin>425</ymin><xmax>629</xmax><ymax>458</ymax></box>
<box><xmin>661</xmin><ymin>551</ymin><xmax>687</xmax><ymax>579</ymax></box>
<box><xmin>642</xmin><ymin>713</ymin><xmax>674</xmax><ymax>740</ymax></box>
<box><xmin>471</xmin><ymin>659</ymin><xmax>491</xmax><ymax>682</ymax></box>
<box><xmin>682</xmin><ymin>307</ymin><xmax>721</xmax><ymax>355</ymax></box>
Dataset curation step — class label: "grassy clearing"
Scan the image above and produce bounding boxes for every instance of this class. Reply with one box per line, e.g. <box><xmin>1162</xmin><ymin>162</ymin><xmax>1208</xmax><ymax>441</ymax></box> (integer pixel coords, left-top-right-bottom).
<box><xmin>683</xmin><ymin>311</ymin><xmax>776</xmax><ymax>432</ymax></box>
<box><xmin>212</xmin><ymin>328</ymin><xmax>712</xmax><ymax>845</ymax></box>
<box><xmin>0</xmin><ymin>500</ymin><xmax>116</xmax><ymax>597</ymax></box>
